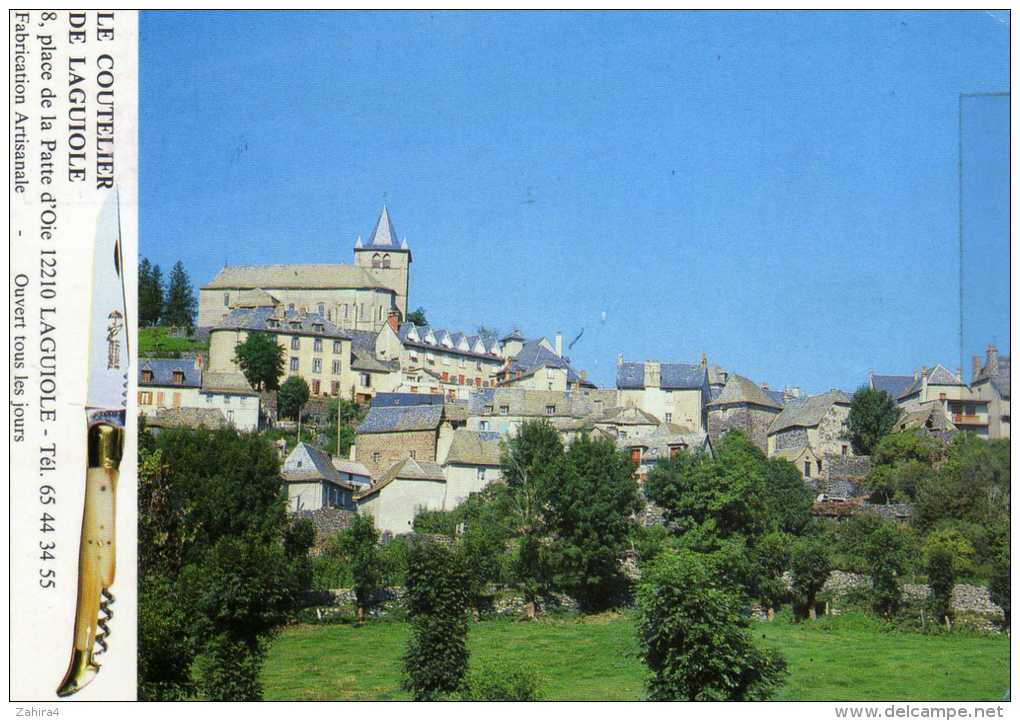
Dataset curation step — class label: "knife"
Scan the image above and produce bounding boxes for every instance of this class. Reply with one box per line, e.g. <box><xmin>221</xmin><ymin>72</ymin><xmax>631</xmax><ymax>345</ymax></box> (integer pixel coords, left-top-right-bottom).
<box><xmin>56</xmin><ymin>189</ymin><xmax>129</xmax><ymax>698</ymax></box>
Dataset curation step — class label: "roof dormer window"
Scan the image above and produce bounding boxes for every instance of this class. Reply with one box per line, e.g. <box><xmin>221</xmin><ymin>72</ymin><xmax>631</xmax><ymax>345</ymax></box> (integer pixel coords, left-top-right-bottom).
<box><xmin>141</xmin><ymin>370</ymin><xmax>154</xmax><ymax>383</ymax></box>
<box><xmin>172</xmin><ymin>371</ymin><xmax>185</xmax><ymax>385</ymax></box>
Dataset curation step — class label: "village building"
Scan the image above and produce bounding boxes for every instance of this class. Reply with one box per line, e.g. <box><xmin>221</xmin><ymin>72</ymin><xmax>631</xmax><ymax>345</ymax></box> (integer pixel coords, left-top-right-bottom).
<box><xmin>970</xmin><ymin>344</ymin><xmax>1010</xmax><ymax>438</ymax></box>
<box><xmin>868</xmin><ymin>371</ymin><xmax>915</xmax><ymax>400</ymax></box>
<box><xmin>895</xmin><ymin>364</ymin><xmax>990</xmax><ymax>437</ymax></box>
<box><xmin>356</xmin><ymin>457</ymin><xmax>448</xmax><ymax>535</ymax></box>
<box><xmin>617</xmin><ymin>422</ymin><xmax>713</xmax><ymax>479</ymax></box>
<box><xmin>374</xmin><ymin>320</ymin><xmax>505</xmax><ymax>392</ymax></box>
<box><xmin>766</xmin><ymin>390</ymin><xmax>853</xmax><ymax>481</ymax></box>
<box><xmin>207</xmin><ymin>307</ymin><xmax>356</xmax><ymax>400</ymax></box>
<box><xmin>138</xmin><ymin>357</ymin><xmax>261</xmax><ymax>431</ymax></box>
<box><xmin>615</xmin><ymin>357</ymin><xmax>710</xmax><ymax>433</ymax></box>
<box><xmin>894</xmin><ymin>401</ymin><xmax>958</xmax><ymax>440</ymax></box>
<box><xmin>281</xmin><ymin>442</ymin><xmax>360</xmax><ymax>512</ymax></box>
<box><xmin>331</xmin><ymin>457</ymin><xmax>373</xmax><ymax>488</ymax></box>
<box><xmin>496</xmin><ymin>334</ymin><xmax>596</xmax><ymax>392</ymax></box>
<box><xmin>592</xmin><ymin>406</ymin><xmax>661</xmax><ymax>439</ymax></box>
<box><xmin>353</xmin><ymin>402</ymin><xmax>466</xmax><ymax>480</ymax></box>
<box><xmin>465</xmin><ymin>387</ymin><xmax>618</xmax><ymax>439</ymax></box>
<box><xmin>706</xmin><ymin>373</ymin><xmax>785</xmax><ymax>452</ymax></box>
<box><xmin>440</xmin><ymin>428</ymin><xmax>503</xmax><ymax>507</ymax></box>
<box><xmin>197</xmin><ymin>207</ymin><xmax>412</xmax><ymax>329</ymax></box>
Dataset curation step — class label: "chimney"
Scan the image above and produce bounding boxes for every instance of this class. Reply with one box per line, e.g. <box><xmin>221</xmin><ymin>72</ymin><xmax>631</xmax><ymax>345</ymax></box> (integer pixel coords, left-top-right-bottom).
<box><xmin>972</xmin><ymin>355</ymin><xmax>983</xmax><ymax>382</ymax></box>
<box><xmin>618</xmin><ymin>352</ymin><xmax>624</xmax><ymax>367</ymax></box>
<box><xmin>387</xmin><ymin>310</ymin><xmax>400</xmax><ymax>334</ymax></box>
<box><xmin>700</xmin><ymin>353</ymin><xmax>707</xmax><ymax>368</ymax></box>
<box><xmin>955</xmin><ymin>367</ymin><xmax>962</xmax><ymax>383</ymax></box>
<box><xmin>761</xmin><ymin>382</ymin><xmax>769</xmax><ymax>391</ymax></box>
<box><xmin>555</xmin><ymin>331</ymin><xmax>563</xmax><ymax>357</ymax></box>
<box><xmin>987</xmin><ymin>344</ymin><xmax>999</xmax><ymax>375</ymax></box>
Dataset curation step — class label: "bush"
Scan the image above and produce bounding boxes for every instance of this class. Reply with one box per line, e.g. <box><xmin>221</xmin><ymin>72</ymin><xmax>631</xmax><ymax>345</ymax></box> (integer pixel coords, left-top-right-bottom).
<box><xmin>926</xmin><ymin>544</ymin><xmax>956</xmax><ymax>624</ymax></box>
<box><xmin>457</xmin><ymin>660</ymin><xmax>544</xmax><ymax>701</ymax></box>
<box><xmin>988</xmin><ymin>551</ymin><xmax>1010</xmax><ymax>627</ymax></box>
<box><xmin>864</xmin><ymin>522</ymin><xmax>913</xmax><ymax>618</ymax></box>
<box><xmin>402</xmin><ymin>539</ymin><xmax>472</xmax><ymax>700</ymax></box>
<box><xmin>194</xmin><ymin>633</ymin><xmax>265</xmax><ymax>702</ymax></box>
<box><xmin>637</xmin><ymin>549</ymin><xmax>787</xmax><ymax>701</ymax></box>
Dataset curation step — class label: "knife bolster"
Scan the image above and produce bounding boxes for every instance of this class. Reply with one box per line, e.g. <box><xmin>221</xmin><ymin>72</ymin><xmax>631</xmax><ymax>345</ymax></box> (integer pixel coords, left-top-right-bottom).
<box><xmin>87</xmin><ymin>422</ymin><xmax>124</xmax><ymax>470</ymax></box>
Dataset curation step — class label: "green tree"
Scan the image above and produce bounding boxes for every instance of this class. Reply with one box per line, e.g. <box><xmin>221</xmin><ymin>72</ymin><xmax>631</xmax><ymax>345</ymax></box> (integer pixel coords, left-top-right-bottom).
<box><xmin>457</xmin><ymin>521</ymin><xmax>505</xmax><ymax>616</ymax></box>
<box><xmin>925</xmin><ymin>544</ymin><xmax>956</xmax><ymax>626</ymax></box>
<box><xmin>543</xmin><ymin>435</ymin><xmax>643</xmax><ymax>611</ymax></box>
<box><xmin>645</xmin><ymin>431</ymin><xmax>769</xmax><ymax>543</ymax></box>
<box><xmin>863</xmin><ymin>521</ymin><xmax>914</xmax><ymax>618</ymax></box>
<box><xmin>751</xmin><ymin>531</ymin><xmax>792</xmax><ymax>620</ymax></box>
<box><xmin>914</xmin><ymin>434</ymin><xmax>1010</xmax><ymax>531</ymax></box>
<box><xmin>406</xmin><ymin>307</ymin><xmax>428</xmax><ymax>326</ymax></box>
<box><xmin>789</xmin><ymin>536</ymin><xmax>831</xmax><ymax>620</ymax></box>
<box><xmin>637</xmin><ymin>549</ymin><xmax>787</xmax><ymax>701</ymax></box>
<box><xmin>988</xmin><ymin>550</ymin><xmax>1010</xmax><ymax>628</ymax></box>
<box><xmin>847</xmin><ymin>386</ymin><xmax>901</xmax><ymax>455</ymax></box>
<box><xmin>340</xmin><ymin>515</ymin><xmax>383</xmax><ymax>622</ymax></box>
<box><xmin>762</xmin><ymin>457</ymin><xmax>814</xmax><ymax>534</ymax></box>
<box><xmin>162</xmin><ymin>260</ymin><xmax>197</xmax><ymax>329</ymax></box>
<box><xmin>500</xmin><ymin>420</ymin><xmax>563</xmax><ymax>615</ymax></box>
<box><xmin>138</xmin><ymin>258</ymin><xmax>164</xmax><ymax>327</ymax></box>
<box><xmin>402</xmin><ymin>539</ymin><xmax>471</xmax><ymax>701</ymax></box>
<box><xmin>233</xmin><ymin>332</ymin><xmax>285</xmax><ymax>391</ymax></box>
<box><xmin>277</xmin><ymin>375</ymin><xmax>310</xmax><ymax>421</ymax></box>
<box><xmin>283</xmin><ymin>518</ymin><xmax>316</xmax><ymax>592</ymax></box>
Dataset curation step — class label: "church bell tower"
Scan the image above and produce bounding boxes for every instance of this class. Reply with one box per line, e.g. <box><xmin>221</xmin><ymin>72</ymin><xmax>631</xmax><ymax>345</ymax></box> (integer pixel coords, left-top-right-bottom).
<box><xmin>354</xmin><ymin>206</ymin><xmax>412</xmax><ymax>321</ymax></box>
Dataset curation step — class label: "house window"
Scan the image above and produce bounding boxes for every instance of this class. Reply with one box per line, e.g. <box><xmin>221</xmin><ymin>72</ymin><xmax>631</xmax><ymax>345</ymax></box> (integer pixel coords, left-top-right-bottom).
<box><xmin>382</xmin><ymin>254</ymin><xmax>391</xmax><ymax>268</ymax></box>
<box><xmin>630</xmin><ymin>448</ymin><xmax>642</xmax><ymax>464</ymax></box>
<box><xmin>546</xmin><ymin>405</ymin><xmax>556</xmax><ymax>415</ymax></box>
<box><xmin>476</xmin><ymin>468</ymin><xmax>486</xmax><ymax>482</ymax></box>
<box><xmin>665</xmin><ymin>413</ymin><xmax>672</xmax><ymax>423</ymax></box>
<box><xmin>332</xmin><ymin>360</ymin><xmax>341</xmax><ymax>374</ymax></box>
<box><xmin>372</xmin><ymin>451</ymin><xmax>381</xmax><ymax>463</ymax></box>
<box><xmin>331</xmin><ymin>381</ymin><xmax>340</xmax><ymax>395</ymax></box>
<box><xmin>360</xmin><ymin>373</ymin><xmax>371</xmax><ymax>387</ymax></box>
<box><xmin>314</xmin><ymin>338</ymin><xmax>323</xmax><ymax>352</ymax></box>
<box><xmin>312</xmin><ymin>358</ymin><xmax>322</xmax><ymax>373</ymax></box>
<box><xmin>499</xmin><ymin>405</ymin><xmax>509</xmax><ymax>416</ymax></box>
<box><xmin>480</xmin><ymin>420</ymin><xmax>489</xmax><ymax>431</ymax></box>
<box><xmin>804</xmin><ymin>461</ymin><xmax>811</xmax><ymax>478</ymax></box>
<box><xmin>227</xmin><ymin>409</ymin><xmax>234</xmax><ymax>423</ymax></box>
<box><xmin>841</xmin><ymin>445</ymin><xmax>848</xmax><ymax>457</ymax></box>
<box><xmin>223</xmin><ymin>395</ymin><xmax>231</xmax><ymax>405</ymax></box>
<box><xmin>312</xmin><ymin>380</ymin><xmax>321</xmax><ymax>395</ymax></box>
<box><xmin>333</xmin><ymin>340</ymin><xmax>342</xmax><ymax>354</ymax></box>
<box><xmin>410</xmin><ymin>386</ymin><xmax>418</xmax><ymax>393</ymax></box>
<box><xmin>475</xmin><ymin>378</ymin><xmax>481</xmax><ymax>387</ymax></box>
<box><xmin>817</xmin><ymin>460</ymin><xmax>822</xmax><ymax>474</ymax></box>
<box><xmin>372</xmin><ymin>253</ymin><xmax>381</xmax><ymax>268</ymax></box>
<box><xmin>172</xmin><ymin>371</ymin><xmax>185</xmax><ymax>384</ymax></box>
<box><xmin>409</xmin><ymin>449</ymin><xmax>416</xmax><ymax>459</ymax></box>
<box><xmin>172</xmin><ymin>392</ymin><xmax>181</xmax><ymax>407</ymax></box>
<box><xmin>441</xmin><ymin>371</ymin><xmax>449</xmax><ymax>381</ymax></box>
<box><xmin>290</xmin><ymin>357</ymin><xmax>299</xmax><ymax>371</ymax></box>
<box><xmin>156</xmin><ymin>392</ymin><xmax>165</xmax><ymax>406</ymax></box>
<box><xmin>291</xmin><ymin>337</ymin><xmax>300</xmax><ymax>350</ymax></box>
<box><xmin>141</xmin><ymin>370</ymin><xmax>154</xmax><ymax>383</ymax></box>
<box><xmin>484</xmin><ymin>405</ymin><xmax>494</xmax><ymax>414</ymax></box>
<box><xmin>288</xmin><ymin>303</ymin><xmax>295</xmax><ymax>311</ymax></box>
<box><xmin>139</xmin><ymin>391</ymin><xmax>152</xmax><ymax>404</ymax></box>
<box><xmin>458</xmin><ymin>375</ymin><xmax>465</xmax><ymax>385</ymax></box>
<box><xmin>224</xmin><ymin>293</ymin><xmax>230</xmax><ymax>306</ymax></box>
<box><xmin>318</xmin><ymin>303</ymin><xmax>325</xmax><ymax>316</ymax></box>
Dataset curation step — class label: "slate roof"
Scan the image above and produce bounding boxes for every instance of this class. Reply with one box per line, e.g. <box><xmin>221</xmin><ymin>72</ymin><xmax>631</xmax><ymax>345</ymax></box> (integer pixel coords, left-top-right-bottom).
<box><xmin>232</xmin><ymin>288</ymin><xmax>279</xmax><ymax>308</ymax></box>
<box><xmin>281</xmin><ymin>442</ymin><xmax>349</xmax><ymax>485</ymax></box>
<box><xmin>503</xmin><ymin>339</ymin><xmax>594</xmax><ymax>387</ymax></box>
<box><xmin>356</xmin><ymin>457</ymin><xmax>446</xmax><ymax>500</ymax></box>
<box><xmin>359</xmin><ymin>207</ymin><xmax>409</xmax><ymax>251</ymax></box>
<box><xmin>139</xmin><ymin>359</ymin><xmax>202</xmax><ymax>388</ymax></box>
<box><xmin>768</xmin><ymin>390</ymin><xmax>850</xmax><ymax>434</ymax></box>
<box><xmin>356</xmin><ymin>404</ymin><xmax>445</xmax><ymax>434</ymax></box>
<box><xmin>898</xmin><ymin>364</ymin><xmax>964</xmax><ymax>399</ymax></box>
<box><xmin>201</xmin><ymin>370</ymin><xmax>258</xmax><ymax>395</ymax></box>
<box><xmin>348</xmin><ymin>329</ymin><xmax>399</xmax><ymax>373</ymax></box>
<box><xmin>443</xmin><ymin>429</ymin><xmax>502</xmax><ymax>466</ymax></box>
<box><xmin>895</xmin><ymin>403</ymin><xmax>957</xmax><ymax>435</ymax></box>
<box><xmin>204</xmin><ymin>263</ymin><xmax>386</xmax><ymax>291</ymax></box>
<box><xmin>398</xmin><ymin>323</ymin><xmax>502</xmax><ymax>360</ymax></box>
<box><xmin>707</xmin><ymin>373</ymin><xmax>783</xmax><ymax>410</ymax></box>
<box><xmin>373</xmin><ymin>392</ymin><xmax>446</xmax><ymax>407</ymax></box>
<box><xmin>974</xmin><ymin>357</ymin><xmax>1010</xmax><ymax>399</ymax></box>
<box><xmin>870</xmin><ymin>373</ymin><xmax>914</xmax><ymax>399</ymax></box>
<box><xmin>598</xmin><ymin>406</ymin><xmax>661</xmax><ymax>426</ymax></box>
<box><xmin>616</xmin><ymin>362</ymin><xmax>707</xmax><ymax>391</ymax></box>
<box><xmin>212</xmin><ymin>307</ymin><xmax>352</xmax><ymax>340</ymax></box>
<box><xmin>332</xmin><ymin>457</ymin><xmax>372</xmax><ymax>481</ymax></box>
<box><xmin>501</xmin><ymin>328</ymin><xmax>526</xmax><ymax>342</ymax></box>
<box><xmin>469</xmin><ymin>387</ymin><xmax>606</xmax><ymax>419</ymax></box>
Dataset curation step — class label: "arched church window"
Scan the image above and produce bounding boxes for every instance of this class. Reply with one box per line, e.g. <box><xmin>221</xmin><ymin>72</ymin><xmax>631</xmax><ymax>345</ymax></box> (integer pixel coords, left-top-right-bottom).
<box><xmin>372</xmin><ymin>253</ymin><xmax>381</xmax><ymax>268</ymax></box>
<box><xmin>382</xmin><ymin>254</ymin><xmax>391</xmax><ymax>268</ymax></box>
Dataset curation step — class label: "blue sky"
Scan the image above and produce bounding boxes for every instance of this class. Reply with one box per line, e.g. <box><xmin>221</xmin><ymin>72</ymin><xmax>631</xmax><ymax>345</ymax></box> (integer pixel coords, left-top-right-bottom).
<box><xmin>140</xmin><ymin>11</ymin><xmax>1009</xmax><ymax>392</ymax></box>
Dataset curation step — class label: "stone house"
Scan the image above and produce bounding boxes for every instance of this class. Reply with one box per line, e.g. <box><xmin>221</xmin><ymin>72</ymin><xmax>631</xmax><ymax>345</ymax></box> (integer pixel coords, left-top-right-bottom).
<box><xmin>356</xmin><ymin>457</ymin><xmax>448</xmax><ymax>535</ymax></box>
<box><xmin>496</xmin><ymin>335</ymin><xmax>596</xmax><ymax>392</ymax></box>
<box><xmin>347</xmin><ymin>329</ymin><xmax>401</xmax><ymax>403</ymax></box>
<box><xmin>331</xmin><ymin>457</ymin><xmax>372</xmax><ymax>489</ymax></box>
<box><xmin>592</xmin><ymin>406</ymin><xmax>661</xmax><ymax>440</ymax></box>
<box><xmin>706</xmin><ymin>373</ymin><xmax>784</xmax><ymax>452</ymax></box>
<box><xmin>615</xmin><ymin>357</ymin><xmax>709</xmax><ymax>433</ymax></box>
<box><xmin>465</xmin><ymin>387</ymin><xmax>618</xmax><ymax>439</ymax></box>
<box><xmin>440</xmin><ymin>428</ymin><xmax>503</xmax><ymax>508</ymax></box>
<box><xmin>353</xmin><ymin>402</ymin><xmax>465</xmax><ymax>480</ymax></box>
<box><xmin>772</xmin><ymin>445</ymin><xmax>826</xmax><ymax>483</ymax></box>
<box><xmin>767</xmin><ymin>390</ymin><xmax>853</xmax><ymax>479</ymax></box>
<box><xmin>281</xmin><ymin>442</ymin><xmax>359</xmax><ymax>512</ymax></box>
<box><xmin>970</xmin><ymin>344</ymin><xmax>1010</xmax><ymax>438</ymax></box>
<box><xmin>896</xmin><ymin>364</ymin><xmax>988</xmax><ymax>435</ymax></box>
<box><xmin>617</xmin><ymin>423</ymin><xmax>713</xmax><ymax>480</ymax></box>
<box><xmin>138</xmin><ymin>357</ymin><xmax>203</xmax><ymax>414</ymax></box>
<box><xmin>198</xmin><ymin>370</ymin><xmax>260</xmax><ymax>431</ymax></box>
<box><xmin>374</xmin><ymin>320</ymin><xmax>505</xmax><ymax>392</ymax></box>
<box><xmin>208</xmin><ymin>307</ymin><xmax>357</xmax><ymax>401</ymax></box>
<box><xmin>197</xmin><ymin>207</ymin><xmax>411</xmax><ymax>328</ymax></box>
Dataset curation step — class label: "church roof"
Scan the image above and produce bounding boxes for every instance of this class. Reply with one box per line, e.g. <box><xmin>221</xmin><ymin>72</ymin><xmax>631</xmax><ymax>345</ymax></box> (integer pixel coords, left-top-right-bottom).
<box><xmin>204</xmin><ymin>263</ymin><xmax>388</xmax><ymax>291</ymax></box>
<box><xmin>361</xmin><ymin>207</ymin><xmax>410</xmax><ymax>251</ymax></box>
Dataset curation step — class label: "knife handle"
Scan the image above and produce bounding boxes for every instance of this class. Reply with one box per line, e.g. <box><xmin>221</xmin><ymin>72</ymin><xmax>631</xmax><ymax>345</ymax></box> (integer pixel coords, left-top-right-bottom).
<box><xmin>56</xmin><ymin>419</ymin><xmax>123</xmax><ymax>697</ymax></box>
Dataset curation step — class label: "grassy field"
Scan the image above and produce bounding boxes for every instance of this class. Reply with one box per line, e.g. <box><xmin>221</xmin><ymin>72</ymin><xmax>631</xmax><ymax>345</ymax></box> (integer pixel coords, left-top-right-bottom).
<box><xmin>139</xmin><ymin>326</ymin><xmax>209</xmax><ymax>357</ymax></box>
<box><xmin>261</xmin><ymin>612</ymin><xmax>1009</xmax><ymax>701</ymax></box>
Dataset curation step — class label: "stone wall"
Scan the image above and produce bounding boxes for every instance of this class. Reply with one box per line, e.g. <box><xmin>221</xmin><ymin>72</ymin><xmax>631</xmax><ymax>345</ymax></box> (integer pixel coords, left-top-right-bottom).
<box><xmin>356</xmin><ymin>429</ymin><xmax>438</xmax><ymax>480</ymax></box>
<box><xmin>708</xmin><ymin>404</ymin><xmax>779</xmax><ymax>452</ymax></box>
<box><xmin>291</xmin><ymin>507</ymin><xmax>356</xmax><ymax>548</ymax></box>
<box><xmin>825</xmin><ymin>454</ymin><xmax>872</xmax><ymax>480</ymax></box>
<box><xmin>774</xmin><ymin>427</ymin><xmax>808</xmax><ymax>450</ymax></box>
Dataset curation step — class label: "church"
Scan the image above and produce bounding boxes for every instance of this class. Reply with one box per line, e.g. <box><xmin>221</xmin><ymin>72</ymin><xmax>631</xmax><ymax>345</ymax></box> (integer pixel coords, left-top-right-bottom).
<box><xmin>197</xmin><ymin>207</ymin><xmax>412</xmax><ymax>330</ymax></box>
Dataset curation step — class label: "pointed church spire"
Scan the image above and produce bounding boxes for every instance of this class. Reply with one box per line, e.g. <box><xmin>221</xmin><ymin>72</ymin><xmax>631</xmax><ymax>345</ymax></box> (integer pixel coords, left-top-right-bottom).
<box><xmin>354</xmin><ymin>234</ymin><xmax>363</xmax><ymax>249</ymax></box>
<box><xmin>367</xmin><ymin>206</ymin><xmax>398</xmax><ymax>247</ymax></box>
